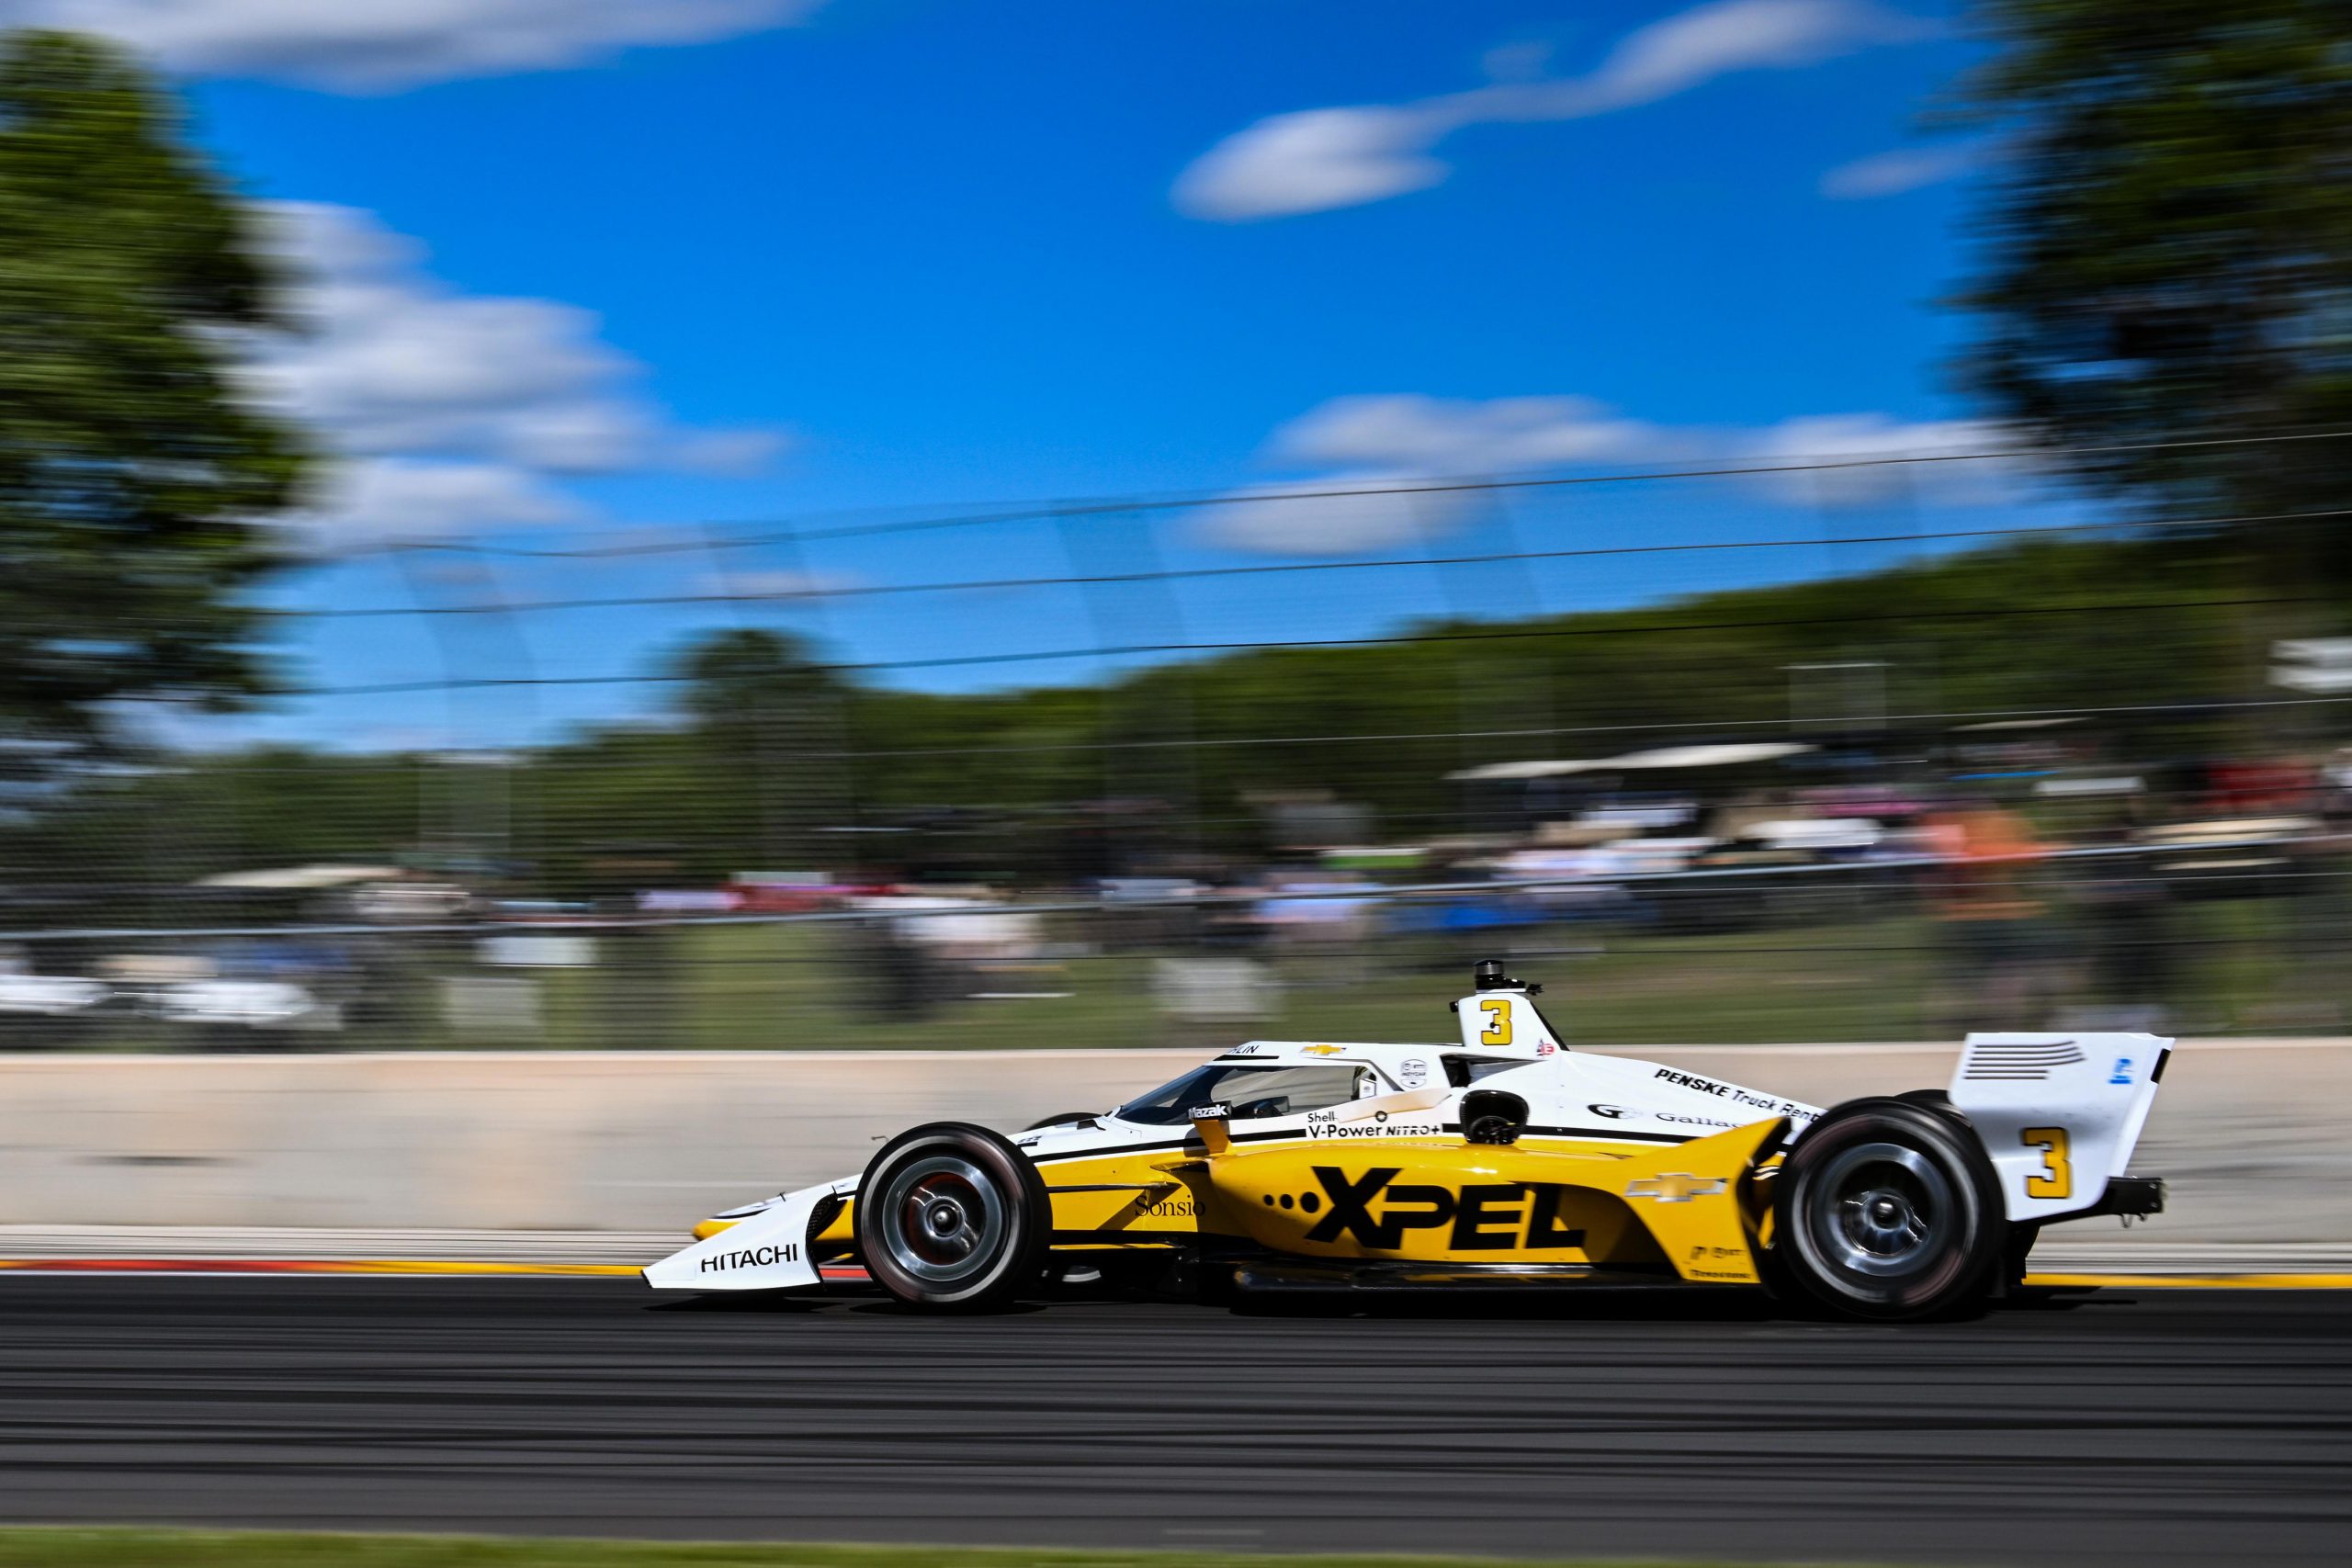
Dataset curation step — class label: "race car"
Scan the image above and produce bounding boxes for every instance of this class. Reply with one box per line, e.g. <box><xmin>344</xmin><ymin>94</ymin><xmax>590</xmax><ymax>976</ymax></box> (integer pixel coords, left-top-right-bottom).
<box><xmin>645</xmin><ymin>959</ymin><xmax>2170</xmax><ymax>1320</ymax></box>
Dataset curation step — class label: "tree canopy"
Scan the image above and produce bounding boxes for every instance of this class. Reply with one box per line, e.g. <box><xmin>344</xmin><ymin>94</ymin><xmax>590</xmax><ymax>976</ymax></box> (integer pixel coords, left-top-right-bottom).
<box><xmin>4</xmin><ymin>517</ymin><xmax>2316</xmax><ymax>908</ymax></box>
<box><xmin>1958</xmin><ymin>1</ymin><xmax>2352</xmax><ymax>536</ymax></box>
<box><xmin>0</xmin><ymin>29</ymin><xmax>308</xmax><ymax>770</ymax></box>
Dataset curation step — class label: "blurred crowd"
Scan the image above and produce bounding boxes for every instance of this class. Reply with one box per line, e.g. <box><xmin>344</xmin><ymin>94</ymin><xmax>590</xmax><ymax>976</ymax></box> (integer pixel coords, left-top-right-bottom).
<box><xmin>7</xmin><ymin>727</ymin><xmax>2350</xmax><ymax>1050</ymax></box>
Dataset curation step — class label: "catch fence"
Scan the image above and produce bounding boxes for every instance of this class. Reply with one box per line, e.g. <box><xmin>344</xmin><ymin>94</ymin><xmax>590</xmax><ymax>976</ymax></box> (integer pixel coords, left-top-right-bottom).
<box><xmin>3</xmin><ymin>837</ymin><xmax>2346</xmax><ymax>1050</ymax></box>
<box><xmin>6</xmin><ymin>434</ymin><xmax>2352</xmax><ymax>1047</ymax></box>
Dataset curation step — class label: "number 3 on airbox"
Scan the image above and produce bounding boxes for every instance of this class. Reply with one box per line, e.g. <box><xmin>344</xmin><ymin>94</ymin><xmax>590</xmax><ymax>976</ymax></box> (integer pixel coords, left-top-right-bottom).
<box><xmin>1454</xmin><ymin>963</ymin><xmax>1562</xmax><ymax>1060</ymax></box>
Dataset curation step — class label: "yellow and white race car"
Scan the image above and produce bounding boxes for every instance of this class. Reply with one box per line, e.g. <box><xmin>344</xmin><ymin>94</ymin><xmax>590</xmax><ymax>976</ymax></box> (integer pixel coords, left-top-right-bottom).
<box><xmin>646</xmin><ymin>961</ymin><xmax>2170</xmax><ymax>1320</ymax></box>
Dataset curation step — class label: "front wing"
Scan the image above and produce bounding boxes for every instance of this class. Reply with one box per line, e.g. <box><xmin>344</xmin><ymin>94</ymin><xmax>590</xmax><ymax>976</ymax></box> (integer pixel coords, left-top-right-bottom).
<box><xmin>642</xmin><ymin>1185</ymin><xmax>832</xmax><ymax>1292</ymax></box>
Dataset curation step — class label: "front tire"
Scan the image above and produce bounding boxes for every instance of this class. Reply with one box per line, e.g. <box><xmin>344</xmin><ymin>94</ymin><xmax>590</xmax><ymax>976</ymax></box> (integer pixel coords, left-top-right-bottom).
<box><xmin>855</xmin><ymin>1122</ymin><xmax>1051</xmax><ymax>1312</ymax></box>
<box><xmin>1772</xmin><ymin>1098</ymin><xmax>2005</xmax><ymax>1321</ymax></box>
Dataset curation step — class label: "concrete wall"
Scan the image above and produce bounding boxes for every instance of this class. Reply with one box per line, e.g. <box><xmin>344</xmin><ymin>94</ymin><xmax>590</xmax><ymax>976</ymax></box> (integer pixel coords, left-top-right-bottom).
<box><xmin>0</xmin><ymin>1041</ymin><xmax>2335</xmax><ymax>1241</ymax></box>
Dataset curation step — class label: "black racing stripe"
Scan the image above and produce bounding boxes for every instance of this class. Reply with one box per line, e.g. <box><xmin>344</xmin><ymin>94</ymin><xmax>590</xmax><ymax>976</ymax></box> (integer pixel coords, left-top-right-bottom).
<box><xmin>1524</xmin><ymin>1124</ymin><xmax>1695</xmax><ymax>1145</ymax></box>
<box><xmin>1031</xmin><ymin>1122</ymin><xmax>1690</xmax><ymax>1166</ymax></box>
<box><xmin>1028</xmin><ymin>1121</ymin><xmax>1463</xmax><ymax>1167</ymax></box>
<box><xmin>1029</xmin><ymin>1136</ymin><xmax>1191</xmax><ymax>1166</ymax></box>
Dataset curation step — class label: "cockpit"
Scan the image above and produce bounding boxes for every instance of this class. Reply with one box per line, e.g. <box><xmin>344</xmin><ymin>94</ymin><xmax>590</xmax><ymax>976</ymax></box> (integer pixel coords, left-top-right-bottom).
<box><xmin>1113</xmin><ymin>1061</ymin><xmax>1374</xmax><ymax>1124</ymax></box>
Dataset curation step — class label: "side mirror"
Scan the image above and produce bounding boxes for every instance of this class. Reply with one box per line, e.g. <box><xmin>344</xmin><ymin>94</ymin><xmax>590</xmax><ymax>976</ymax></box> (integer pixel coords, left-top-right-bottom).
<box><xmin>1460</xmin><ymin>1089</ymin><xmax>1529</xmax><ymax>1145</ymax></box>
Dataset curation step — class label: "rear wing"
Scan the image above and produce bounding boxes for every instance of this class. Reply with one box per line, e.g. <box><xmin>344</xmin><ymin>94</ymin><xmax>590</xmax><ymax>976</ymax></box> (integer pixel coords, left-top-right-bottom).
<box><xmin>1946</xmin><ymin>1032</ymin><xmax>2172</xmax><ymax>1224</ymax></box>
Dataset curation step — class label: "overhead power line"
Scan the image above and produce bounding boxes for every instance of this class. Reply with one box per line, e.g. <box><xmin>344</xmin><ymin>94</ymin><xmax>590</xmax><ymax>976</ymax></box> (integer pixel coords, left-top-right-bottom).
<box><xmin>331</xmin><ymin>425</ymin><xmax>2352</xmax><ymax>559</ymax></box>
<box><xmin>303</xmin><ymin>502</ymin><xmax>2352</xmax><ymax>619</ymax></box>
<box><xmin>298</xmin><ymin>591</ymin><xmax>2327</xmax><ymax>696</ymax></box>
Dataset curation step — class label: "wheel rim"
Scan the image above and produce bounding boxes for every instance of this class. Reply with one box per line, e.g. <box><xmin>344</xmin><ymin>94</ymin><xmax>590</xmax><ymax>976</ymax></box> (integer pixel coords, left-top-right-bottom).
<box><xmin>1806</xmin><ymin>1141</ymin><xmax>1953</xmax><ymax>1279</ymax></box>
<box><xmin>877</xmin><ymin>1155</ymin><xmax>1007</xmax><ymax>1285</ymax></box>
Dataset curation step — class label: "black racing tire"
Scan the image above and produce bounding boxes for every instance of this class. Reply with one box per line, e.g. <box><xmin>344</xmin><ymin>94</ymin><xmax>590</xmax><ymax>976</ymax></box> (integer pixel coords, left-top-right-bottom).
<box><xmin>2001</xmin><ymin>1222</ymin><xmax>2043</xmax><ymax>1295</ymax></box>
<box><xmin>1024</xmin><ymin>1111</ymin><xmax>1101</xmax><ymax>1131</ymax></box>
<box><xmin>1894</xmin><ymin>1088</ymin><xmax>1969</xmax><ymax>1126</ymax></box>
<box><xmin>1771</xmin><ymin>1097</ymin><xmax>2006</xmax><ymax>1322</ymax></box>
<box><xmin>855</xmin><ymin>1122</ymin><xmax>1052</xmax><ymax>1312</ymax></box>
<box><xmin>1191</xmin><ymin>1254</ymin><xmax>1243</xmax><ymax>1309</ymax></box>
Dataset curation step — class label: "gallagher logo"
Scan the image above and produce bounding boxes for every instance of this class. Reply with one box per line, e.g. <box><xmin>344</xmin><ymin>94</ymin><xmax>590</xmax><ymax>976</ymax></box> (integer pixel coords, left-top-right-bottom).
<box><xmin>1302</xmin><ymin>1166</ymin><xmax>1587</xmax><ymax>1251</ymax></box>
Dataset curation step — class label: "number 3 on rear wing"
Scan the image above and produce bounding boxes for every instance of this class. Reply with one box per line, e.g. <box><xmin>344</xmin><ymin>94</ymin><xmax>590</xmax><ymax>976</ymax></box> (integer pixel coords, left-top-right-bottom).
<box><xmin>1947</xmin><ymin>1032</ymin><xmax>2171</xmax><ymax>1222</ymax></box>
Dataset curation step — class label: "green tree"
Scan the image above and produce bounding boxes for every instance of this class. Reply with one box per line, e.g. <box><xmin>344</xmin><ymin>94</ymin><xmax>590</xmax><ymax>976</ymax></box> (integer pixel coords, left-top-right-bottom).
<box><xmin>672</xmin><ymin>627</ymin><xmax>840</xmax><ymax>729</ymax></box>
<box><xmin>1957</xmin><ymin>2</ymin><xmax>2352</xmax><ymax>534</ymax></box>
<box><xmin>669</xmin><ymin>627</ymin><xmax>849</xmax><ymax>869</ymax></box>
<box><xmin>6</xmin><ymin>520</ymin><xmax>2288</xmax><ymax>908</ymax></box>
<box><xmin>0</xmin><ymin>29</ymin><xmax>308</xmax><ymax>770</ymax></box>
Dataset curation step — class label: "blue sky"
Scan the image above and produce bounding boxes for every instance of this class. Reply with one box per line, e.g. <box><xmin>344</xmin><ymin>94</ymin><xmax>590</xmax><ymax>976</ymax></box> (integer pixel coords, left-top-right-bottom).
<box><xmin>48</xmin><ymin>0</ymin><xmax>2024</xmax><ymax>747</ymax></box>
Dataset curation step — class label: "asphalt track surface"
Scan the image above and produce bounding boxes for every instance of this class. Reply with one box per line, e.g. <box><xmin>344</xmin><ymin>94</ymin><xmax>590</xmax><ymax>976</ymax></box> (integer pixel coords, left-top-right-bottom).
<box><xmin>0</xmin><ymin>1277</ymin><xmax>2344</xmax><ymax>1567</ymax></box>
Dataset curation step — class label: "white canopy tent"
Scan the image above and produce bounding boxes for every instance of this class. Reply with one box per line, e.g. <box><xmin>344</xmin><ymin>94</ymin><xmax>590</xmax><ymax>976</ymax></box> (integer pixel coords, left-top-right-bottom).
<box><xmin>195</xmin><ymin>864</ymin><xmax>403</xmax><ymax>891</ymax></box>
<box><xmin>1446</xmin><ymin>742</ymin><xmax>1814</xmax><ymax>783</ymax></box>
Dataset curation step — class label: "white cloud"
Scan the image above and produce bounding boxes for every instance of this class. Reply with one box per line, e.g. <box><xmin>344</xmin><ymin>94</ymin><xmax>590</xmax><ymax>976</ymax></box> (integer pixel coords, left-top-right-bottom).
<box><xmin>698</xmin><ymin>568</ymin><xmax>864</xmax><ymax>599</ymax></box>
<box><xmin>282</xmin><ymin>457</ymin><xmax>580</xmax><ymax>547</ymax></box>
<box><xmin>251</xmin><ymin>203</ymin><xmax>644</xmax><ymax>474</ymax></box>
<box><xmin>1820</xmin><ymin>138</ymin><xmax>1991</xmax><ymax>198</ymax></box>
<box><xmin>1271</xmin><ymin>394</ymin><xmax>1672</xmax><ymax>473</ymax></box>
<box><xmin>242</xmin><ymin>203</ymin><xmax>785</xmax><ymax>551</ymax></box>
<box><xmin>10</xmin><ymin>0</ymin><xmax>826</xmax><ymax>91</ymax></box>
<box><xmin>1573</xmin><ymin>0</ymin><xmax>1923</xmax><ymax>108</ymax></box>
<box><xmin>1740</xmin><ymin>412</ymin><xmax>2016</xmax><ymax>506</ymax></box>
<box><xmin>1175</xmin><ymin>0</ymin><xmax>1932</xmax><ymax>220</ymax></box>
<box><xmin>1205</xmin><ymin>394</ymin><xmax>2016</xmax><ymax>553</ymax></box>
<box><xmin>1173</xmin><ymin>106</ymin><xmax>1454</xmax><ymax>223</ymax></box>
<box><xmin>1198</xmin><ymin>476</ymin><xmax>1477</xmax><ymax>557</ymax></box>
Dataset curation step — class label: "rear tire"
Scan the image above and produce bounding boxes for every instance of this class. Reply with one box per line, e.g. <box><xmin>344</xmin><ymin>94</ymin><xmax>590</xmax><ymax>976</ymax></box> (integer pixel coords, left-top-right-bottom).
<box><xmin>856</xmin><ymin>1122</ymin><xmax>1052</xmax><ymax>1312</ymax></box>
<box><xmin>1894</xmin><ymin>1088</ymin><xmax>1967</xmax><ymax>1125</ymax></box>
<box><xmin>2000</xmin><ymin>1222</ymin><xmax>2042</xmax><ymax>1295</ymax></box>
<box><xmin>1771</xmin><ymin>1098</ymin><xmax>2005</xmax><ymax>1321</ymax></box>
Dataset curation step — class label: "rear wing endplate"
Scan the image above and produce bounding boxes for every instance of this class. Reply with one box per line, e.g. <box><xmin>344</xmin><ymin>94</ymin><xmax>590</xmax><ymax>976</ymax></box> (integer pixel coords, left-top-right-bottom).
<box><xmin>1947</xmin><ymin>1032</ymin><xmax>2172</xmax><ymax>1223</ymax></box>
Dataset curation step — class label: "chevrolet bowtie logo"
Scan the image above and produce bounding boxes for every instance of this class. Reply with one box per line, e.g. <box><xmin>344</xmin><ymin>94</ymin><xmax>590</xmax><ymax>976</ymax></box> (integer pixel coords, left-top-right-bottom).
<box><xmin>1625</xmin><ymin>1173</ymin><xmax>1727</xmax><ymax>1203</ymax></box>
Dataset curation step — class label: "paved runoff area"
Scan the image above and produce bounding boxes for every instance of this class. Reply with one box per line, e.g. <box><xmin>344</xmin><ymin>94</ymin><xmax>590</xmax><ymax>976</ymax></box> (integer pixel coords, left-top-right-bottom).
<box><xmin>0</xmin><ymin>1274</ymin><xmax>2343</xmax><ymax>1567</ymax></box>
<box><xmin>5</xmin><ymin>1038</ymin><xmax>2346</xmax><ymax>1237</ymax></box>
